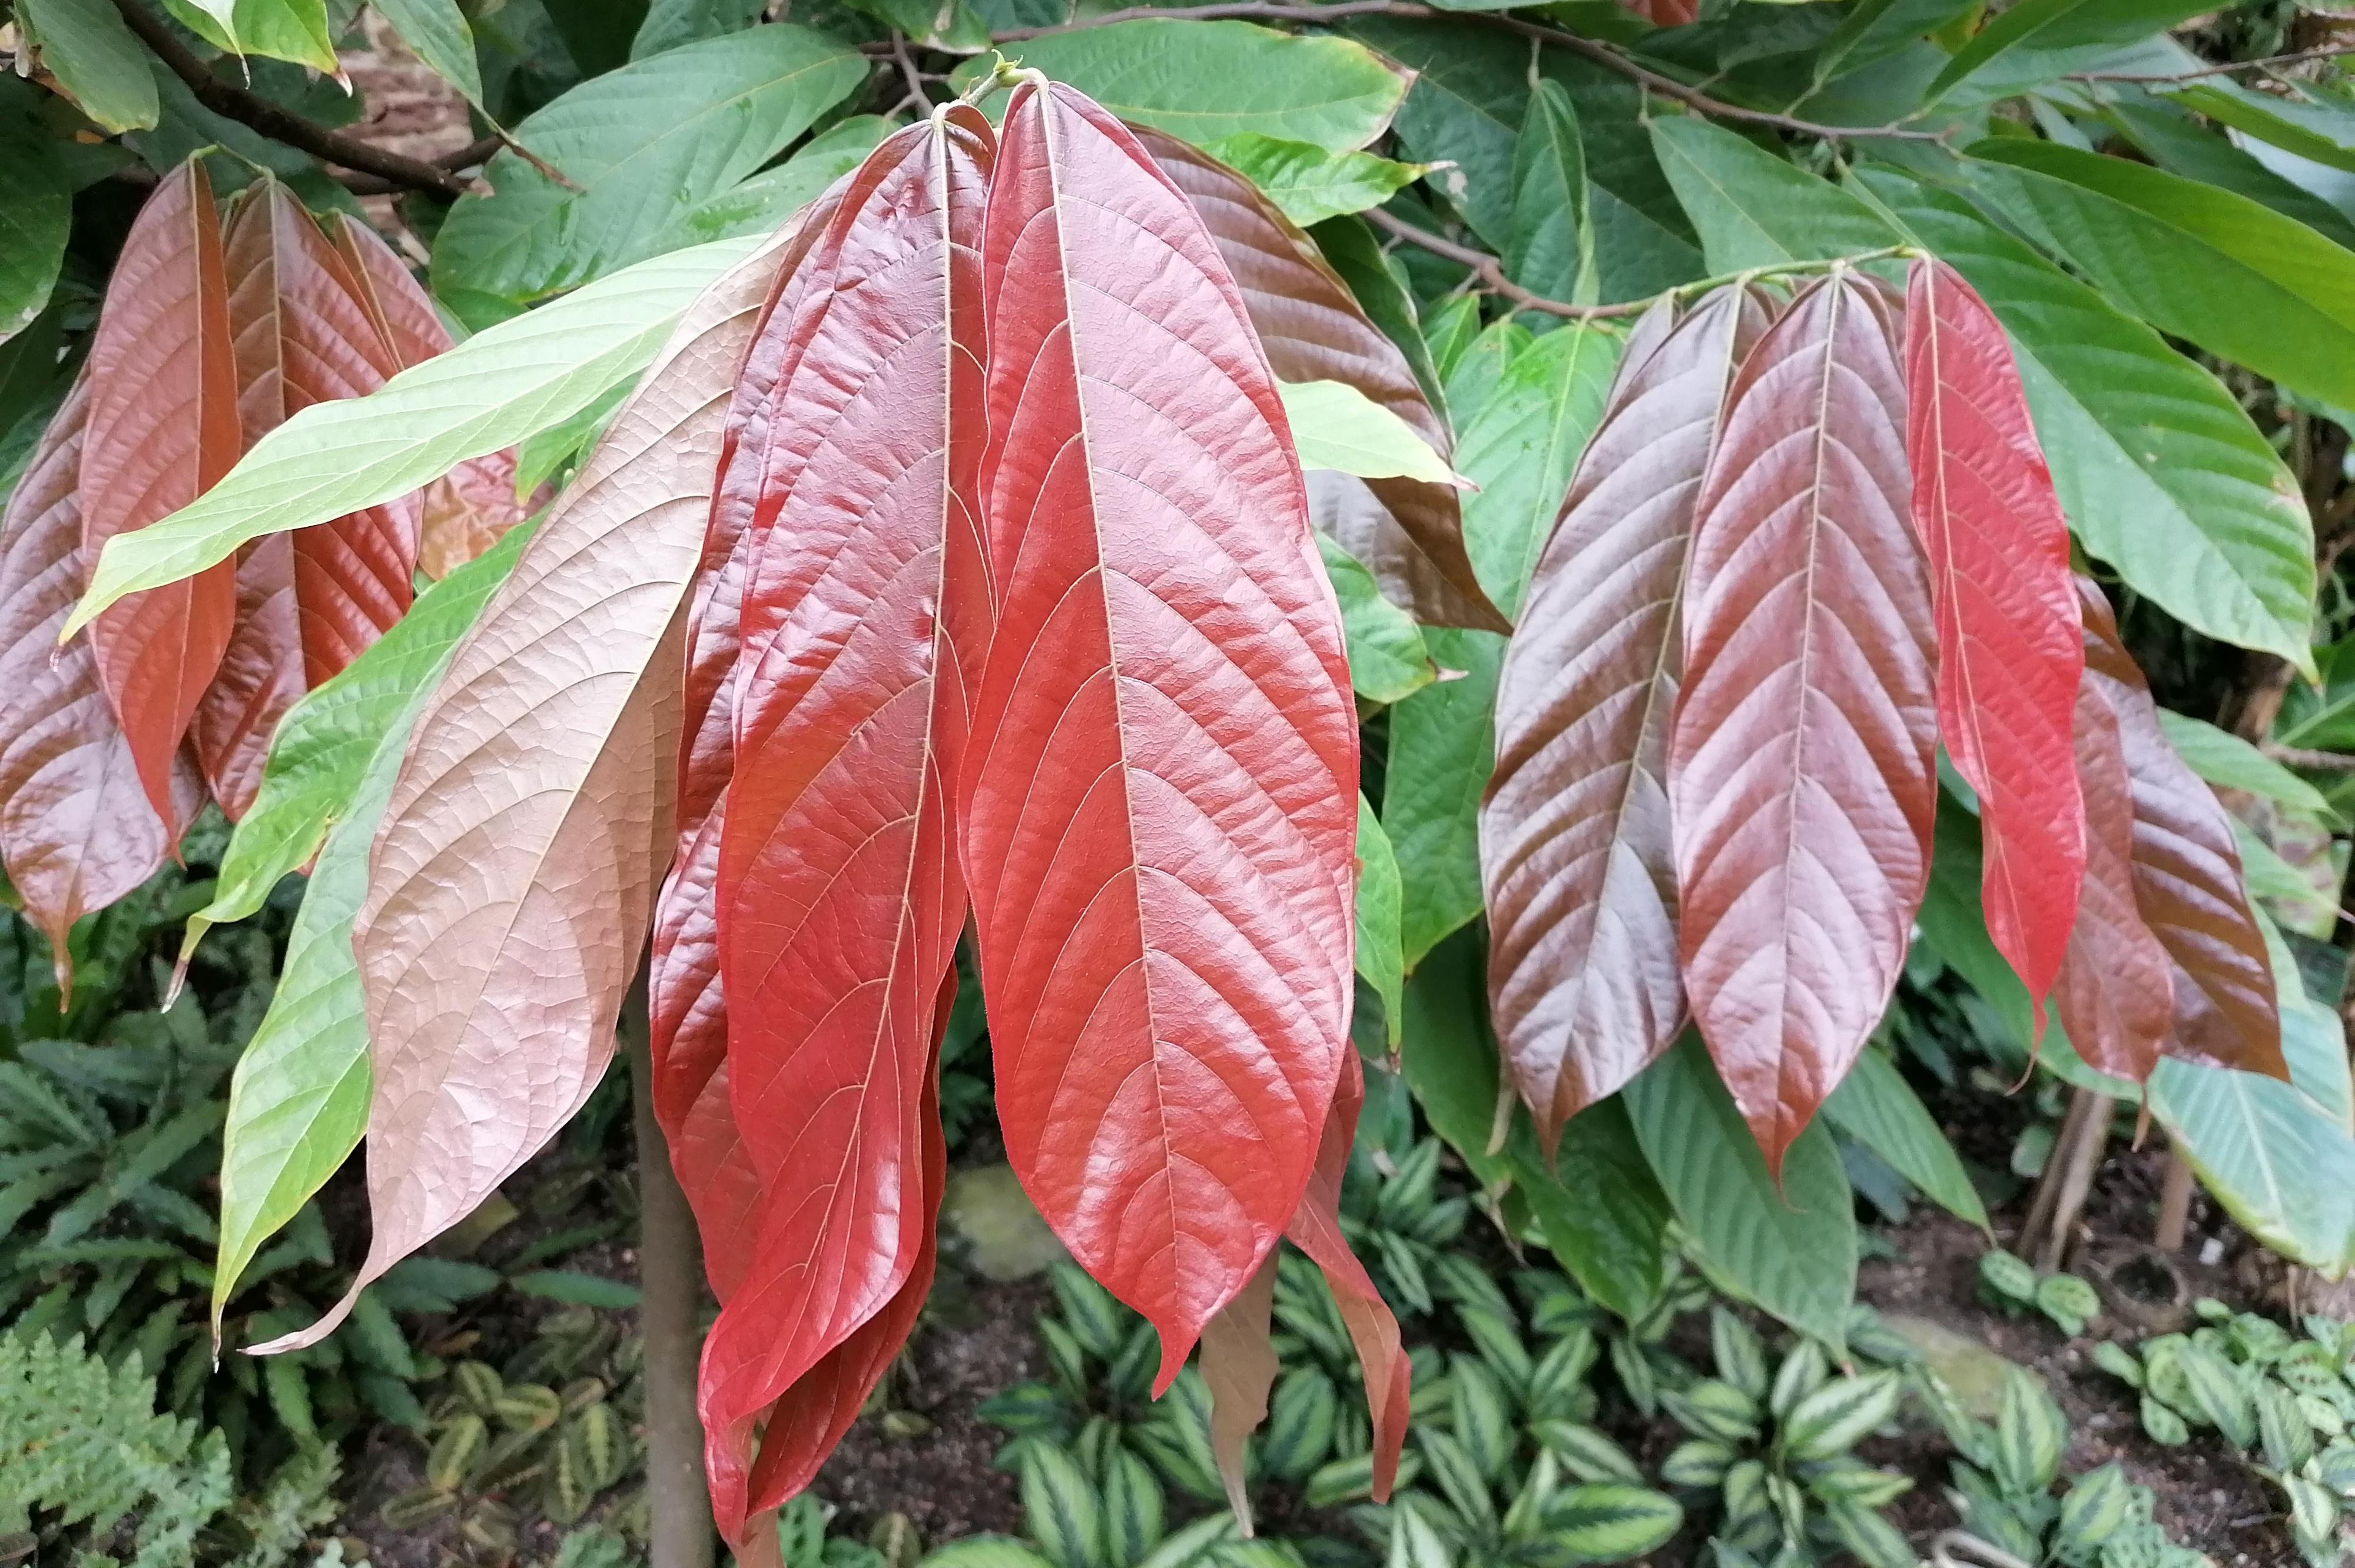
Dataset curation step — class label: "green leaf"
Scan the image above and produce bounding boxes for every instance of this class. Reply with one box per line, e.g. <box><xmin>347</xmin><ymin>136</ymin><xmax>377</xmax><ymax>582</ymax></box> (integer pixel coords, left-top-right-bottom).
<box><xmin>967</xmin><ymin>21</ymin><xmax>1409</xmax><ymax>152</ymax></box>
<box><xmin>2105</xmin><ymin>94</ymin><xmax>2355</xmax><ymax>252</ymax></box>
<box><xmin>2157</xmin><ymin>711</ymin><xmax>2336</xmax><ymax>823</ymax></box>
<box><xmin>373</xmin><ymin>0</ymin><xmax>486</xmax><ymax>107</ymax></box>
<box><xmin>1992</xmin><ymin>1366</ymin><xmax>2067</xmax><ymax>1493</ymax></box>
<box><xmin>1781</xmin><ymin>1371</ymin><xmax>1902</xmax><ymax>1461</ymax></box>
<box><xmin>1021</xmin><ymin>1444</ymin><xmax>1106</xmax><ymax>1568</ymax></box>
<box><xmin>1856</xmin><ymin>167</ymin><xmax>2317</xmax><ymax>670</ymax></box>
<box><xmin>1100</xmin><ymin>1451</ymin><xmax>1165</xmax><ymax>1568</ymax></box>
<box><xmin>1355</xmin><ymin>795</ymin><xmax>1406</xmax><ymax>1048</ymax></box>
<box><xmin>1822</xmin><ymin>1049</ymin><xmax>1991</xmax><ymax>1230</ymax></box>
<box><xmin>1507</xmin><ymin>79</ymin><xmax>1595</xmax><ymax>307</ymax></box>
<box><xmin>1813</xmin><ymin>0</ymin><xmax>1979</xmax><ymax>84</ymax></box>
<box><xmin>632</xmin><ymin>0</ymin><xmax>765</xmax><ymax>58</ymax></box>
<box><xmin>1963</xmin><ymin>139</ymin><xmax>2355</xmax><ymax>416</ymax></box>
<box><xmin>2168</xmin><ymin>79</ymin><xmax>2355</xmax><ymax>175</ymax></box>
<box><xmin>656</xmin><ymin>114</ymin><xmax>897</xmax><ymax>253</ymax></box>
<box><xmin>430</xmin><ymin>26</ymin><xmax>864</xmax><ymax>306</ymax></box>
<box><xmin>71</xmin><ymin>232</ymin><xmax>766</xmax><ymax>630</ymax></box>
<box><xmin>1650</xmin><ymin>115</ymin><xmax>1893</xmax><ymax>273</ymax></box>
<box><xmin>1925</xmin><ymin>0</ymin><xmax>2216</xmax><ymax>101</ymax></box>
<box><xmin>2148</xmin><ymin>1053</ymin><xmax>2355</xmax><ymax>1272</ymax></box>
<box><xmin>1384</xmin><ymin>628</ymin><xmax>1502</xmax><ymax>968</ymax></box>
<box><xmin>1280</xmin><ymin>379</ymin><xmax>1458</xmax><ymax>486</ymax></box>
<box><xmin>1520</xmin><ymin>1098</ymin><xmax>1671</xmax><ymax>1322</ymax></box>
<box><xmin>1623</xmin><ymin>1035</ymin><xmax>1856</xmax><ymax>1350</ymax></box>
<box><xmin>509</xmin><ymin>1271</ymin><xmax>643</xmax><ymax>1308</ymax></box>
<box><xmin>189</xmin><ymin>517</ymin><xmax>538</xmax><ymax>946</ymax></box>
<box><xmin>14</xmin><ymin>0</ymin><xmax>160</xmax><ymax>132</ymax></box>
<box><xmin>1320</xmin><ymin>533</ymin><xmax>1435</xmax><ymax>706</ymax></box>
<box><xmin>1201</xmin><ymin>135</ymin><xmax>1429</xmax><ymax>227</ymax></box>
<box><xmin>161</xmin><ymin>0</ymin><xmax>339</xmax><ymax>72</ymax></box>
<box><xmin>1455</xmin><ymin>320</ymin><xmax>1621</xmax><ymax>619</ymax></box>
<box><xmin>0</xmin><ymin>84</ymin><xmax>69</xmax><ymax>345</ymax></box>
<box><xmin>1398</xmin><ymin>929</ymin><xmax>1518</xmax><ymax>1186</ymax></box>
<box><xmin>1538</xmin><ymin>1484</ymin><xmax>1683</xmax><ymax>1562</ymax></box>
<box><xmin>1310</xmin><ymin>213</ymin><xmax>1451</xmax><ymax>416</ymax></box>
<box><xmin>512</xmin><ymin>377</ymin><xmax>632</xmax><ymax>501</ymax></box>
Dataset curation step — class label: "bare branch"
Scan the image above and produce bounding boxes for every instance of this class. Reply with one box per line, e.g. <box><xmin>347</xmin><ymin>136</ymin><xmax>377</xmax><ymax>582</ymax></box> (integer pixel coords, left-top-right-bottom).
<box><xmin>1363</xmin><ymin>210</ymin><xmax>1653</xmax><ymax>319</ymax></box>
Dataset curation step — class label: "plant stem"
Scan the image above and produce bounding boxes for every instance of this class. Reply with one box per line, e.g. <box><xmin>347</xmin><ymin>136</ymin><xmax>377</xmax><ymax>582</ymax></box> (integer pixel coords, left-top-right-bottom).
<box><xmin>2035</xmin><ymin>1089</ymin><xmax>2111</xmax><ymax>1272</ymax></box>
<box><xmin>1364</xmin><ymin>210</ymin><xmax>1651</xmax><ymax>319</ymax></box>
<box><xmin>629</xmin><ymin>984</ymin><xmax>717</xmax><ymax>1568</ymax></box>
<box><xmin>2155</xmin><ymin>1145</ymin><xmax>2197</xmax><ymax>1252</ymax></box>
<box><xmin>2068</xmin><ymin>45</ymin><xmax>2355</xmax><ymax>82</ymax></box>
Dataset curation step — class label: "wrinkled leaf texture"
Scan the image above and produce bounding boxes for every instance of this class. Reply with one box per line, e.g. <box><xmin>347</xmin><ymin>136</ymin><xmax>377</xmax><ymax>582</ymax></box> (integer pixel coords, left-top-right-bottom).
<box><xmin>698</xmin><ymin>111</ymin><xmax>993</xmax><ymax>1540</ymax></box>
<box><xmin>2052</xmin><ymin>672</ymin><xmax>2174</xmax><ymax>1084</ymax></box>
<box><xmin>1483</xmin><ymin>286</ymin><xmax>1766</xmax><ymax>1151</ymax></box>
<box><xmin>1902</xmin><ymin>258</ymin><xmax>2084</xmax><ymax>1032</ymax></box>
<box><xmin>2077</xmin><ymin>580</ymin><xmax>2287</xmax><ymax>1081</ymax></box>
<box><xmin>1668</xmin><ymin>272</ymin><xmax>1936</xmax><ymax>1173</ymax></box>
<box><xmin>78</xmin><ymin>160</ymin><xmax>240</xmax><ymax>829</ymax></box>
<box><xmin>247</xmin><ymin>233</ymin><xmax>794</xmax><ymax>1356</ymax></box>
<box><xmin>963</xmin><ymin>81</ymin><xmax>1359</xmax><ymax>1383</ymax></box>
<box><xmin>1139</xmin><ymin>127</ymin><xmax>1504</xmax><ymax>633</ymax></box>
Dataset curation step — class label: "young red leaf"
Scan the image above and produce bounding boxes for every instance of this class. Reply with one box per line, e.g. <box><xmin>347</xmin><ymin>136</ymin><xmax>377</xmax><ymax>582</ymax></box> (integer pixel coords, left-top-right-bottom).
<box><xmin>698</xmin><ymin>113</ymin><xmax>993</xmax><ymax>1473</ymax></box>
<box><xmin>1199</xmin><ymin>1256</ymin><xmax>1280</xmax><ymax>1532</ymax></box>
<box><xmin>2052</xmin><ymin>672</ymin><xmax>2174</xmax><ymax>1084</ymax></box>
<box><xmin>1139</xmin><ymin>127</ymin><xmax>1505</xmax><ymax>634</ymax></box>
<box><xmin>247</xmin><ymin>236</ymin><xmax>794</xmax><ymax>1356</ymax></box>
<box><xmin>1668</xmin><ymin>272</ymin><xmax>1938</xmax><ymax>1174</ymax></box>
<box><xmin>2078</xmin><ymin>580</ymin><xmax>2288</xmax><ymax>1079</ymax></box>
<box><xmin>1903</xmin><ymin>258</ymin><xmax>2084</xmax><ymax>1029</ymax></box>
<box><xmin>964</xmin><ymin>81</ymin><xmax>1359</xmax><ymax>1383</ymax></box>
<box><xmin>1482</xmin><ymin>287</ymin><xmax>1767</xmax><ymax>1150</ymax></box>
<box><xmin>0</xmin><ymin>375</ymin><xmax>202</xmax><ymax>991</ymax></box>
<box><xmin>77</xmin><ymin>160</ymin><xmax>240</xmax><ymax>828</ymax></box>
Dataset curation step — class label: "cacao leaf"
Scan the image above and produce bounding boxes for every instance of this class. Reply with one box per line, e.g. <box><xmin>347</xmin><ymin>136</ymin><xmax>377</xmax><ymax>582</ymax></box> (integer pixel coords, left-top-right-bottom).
<box><xmin>1903</xmin><ymin>257</ymin><xmax>2084</xmax><ymax>1029</ymax></box>
<box><xmin>963</xmin><ymin>82</ymin><xmax>1358</xmax><ymax>1377</ymax></box>
<box><xmin>2052</xmin><ymin>672</ymin><xmax>2174</xmax><ymax>1085</ymax></box>
<box><xmin>77</xmin><ymin>160</ymin><xmax>241</xmax><ymax>828</ymax></box>
<box><xmin>246</xmin><ymin>231</ymin><xmax>794</xmax><ymax>1356</ymax></box>
<box><xmin>1199</xmin><ymin>1256</ymin><xmax>1280</xmax><ymax>1533</ymax></box>
<box><xmin>1138</xmin><ymin>126</ymin><xmax>1501</xmax><ymax>632</ymax></box>
<box><xmin>1483</xmin><ymin>287</ymin><xmax>1765</xmax><ymax>1148</ymax></box>
<box><xmin>1668</xmin><ymin>271</ymin><xmax>1936</xmax><ymax>1171</ymax></box>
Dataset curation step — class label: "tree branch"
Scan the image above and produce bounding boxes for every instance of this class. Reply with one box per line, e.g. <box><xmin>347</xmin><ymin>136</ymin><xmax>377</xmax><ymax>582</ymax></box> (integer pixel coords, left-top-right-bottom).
<box><xmin>112</xmin><ymin>0</ymin><xmax>472</xmax><ymax>197</ymax></box>
<box><xmin>1364</xmin><ymin>209</ymin><xmax>1652</xmax><ymax>318</ymax></box>
<box><xmin>2068</xmin><ymin>45</ymin><xmax>2355</xmax><ymax>83</ymax></box>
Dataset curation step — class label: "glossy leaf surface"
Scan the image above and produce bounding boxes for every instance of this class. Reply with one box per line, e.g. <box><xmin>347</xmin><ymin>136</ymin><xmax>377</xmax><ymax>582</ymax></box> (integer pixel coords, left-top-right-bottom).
<box><xmin>2052</xmin><ymin>675</ymin><xmax>2174</xmax><ymax>1085</ymax></box>
<box><xmin>1903</xmin><ymin>258</ymin><xmax>2084</xmax><ymax>1028</ymax></box>
<box><xmin>1669</xmin><ymin>273</ymin><xmax>1936</xmax><ymax>1172</ymax></box>
<box><xmin>77</xmin><ymin>161</ymin><xmax>240</xmax><ymax>829</ymax></box>
<box><xmin>964</xmin><ymin>82</ymin><xmax>1358</xmax><ymax>1381</ymax></box>
<box><xmin>1198</xmin><ymin>135</ymin><xmax>1430</xmax><ymax>228</ymax></box>
<box><xmin>1484</xmin><ymin>290</ymin><xmax>1761</xmax><ymax>1148</ymax></box>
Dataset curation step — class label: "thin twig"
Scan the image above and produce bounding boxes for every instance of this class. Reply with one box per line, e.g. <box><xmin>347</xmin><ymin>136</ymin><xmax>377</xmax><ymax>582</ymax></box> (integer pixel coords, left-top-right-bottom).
<box><xmin>1365</xmin><ymin>208</ymin><xmax>1652</xmax><ymax>318</ymax></box>
<box><xmin>491</xmin><ymin>126</ymin><xmax>581</xmax><ymax>192</ymax></box>
<box><xmin>338</xmin><ymin>134</ymin><xmax>503</xmax><ymax>195</ymax></box>
<box><xmin>112</xmin><ymin>0</ymin><xmax>471</xmax><ymax>196</ymax></box>
<box><xmin>2069</xmin><ymin>44</ymin><xmax>2355</xmax><ymax>83</ymax></box>
<box><xmin>891</xmin><ymin>31</ymin><xmax>932</xmax><ymax>111</ymax></box>
<box><xmin>2262</xmin><ymin>742</ymin><xmax>2355</xmax><ymax>772</ymax></box>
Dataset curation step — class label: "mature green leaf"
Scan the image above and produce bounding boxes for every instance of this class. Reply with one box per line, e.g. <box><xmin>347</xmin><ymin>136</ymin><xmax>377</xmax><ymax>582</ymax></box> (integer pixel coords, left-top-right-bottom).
<box><xmin>1021</xmin><ymin>1444</ymin><xmax>1105</xmax><ymax>1568</ymax></box>
<box><xmin>655</xmin><ymin>114</ymin><xmax>897</xmax><ymax>252</ymax></box>
<box><xmin>1651</xmin><ymin>115</ymin><xmax>1893</xmax><ymax>271</ymax></box>
<box><xmin>2168</xmin><ymin>79</ymin><xmax>2355</xmax><ymax>175</ymax></box>
<box><xmin>1813</xmin><ymin>0</ymin><xmax>1979</xmax><ymax>84</ymax></box>
<box><xmin>2106</xmin><ymin>95</ymin><xmax>2355</xmax><ymax>251</ymax></box>
<box><xmin>1926</xmin><ymin>0</ymin><xmax>2216</xmax><ymax>102</ymax></box>
<box><xmin>0</xmin><ymin>85</ymin><xmax>69</xmax><ymax>345</ymax></box>
<box><xmin>1398</xmin><ymin>929</ymin><xmax>1518</xmax><ymax>1186</ymax></box>
<box><xmin>1540</xmin><ymin>1484</ymin><xmax>1683</xmax><ymax>1560</ymax></box>
<box><xmin>510</xmin><ymin>379</ymin><xmax>631</xmax><ymax>503</ymax></box>
<box><xmin>921</xmin><ymin>1541</ymin><xmax>1058</xmax><ymax>1568</ymax></box>
<box><xmin>1309</xmin><ymin>213</ymin><xmax>1450</xmax><ymax>418</ymax></box>
<box><xmin>2237</xmin><ymin>823</ymin><xmax>2333</xmax><ymax>932</ymax></box>
<box><xmin>1455</xmin><ymin>321</ymin><xmax>1622</xmax><ymax>617</ymax></box>
<box><xmin>967</xmin><ymin>22</ymin><xmax>1409</xmax><ymax>151</ymax></box>
<box><xmin>430</xmin><ymin>26</ymin><xmax>863</xmax><ymax>305</ymax></box>
<box><xmin>2149</xmin><ymin>1052</ymin><xmax>2355</xmax><ymax>1271</ymax></box>
<box><xmin>14</xmin><ymin>0</ymin><xmax>160</xmax><ymax>132</ymax></box>
<box><xmin>1623</xmin><ymin>1035</ymin><xmax>1856</xmax><ymax>1350</ymax></box>
<box><xmin>1202</xmin><ymin>135</ymin><xmax>1430</xmax><ymax>227</ymax></box>
<box><xmin>1964</xmin><ymin>139</ymin><xmax>2355</xmax><ymax>415</ymax></box>
<box><xmin>1282</xmin><ymin>379</ymin><xmax>1458</xmax><ymax>486</ymax></box>
<box><xmin>1822</xmin><ymin>1050</ymin><xmax>1990</xmax><ymax>1229</ymax></box>
<box><xmin>1385</xmin><ymin>628</ymin><xmax>1502</xmax><ymax>968</ymax></box>
<box><xmin>1521</xmin><ymin>1097</ymin><xmax>1672</xmax><ymax>1321</ymax></box>
<box><xmin>373</xmin><ymin>0</ymin><xmax>485</xmax><ymax>107</ymax></box>
<box><xmin>1442</xmin><ymin>317</ymin><xmax>1533</xmax><ymax>430</ymax></box>
<box><xmin>163</xmin><ymin>0</ymin><xmax>337</xmax><ymax>72</ymax></box>
<box><xmin>70</xmin><ymin>233</ymin><xmax>768</xmax><ymax>630</ymax></box>
<box><xmin>1857</xmin><ymin>167</ymin><xmax>2317</xmax><ymax>669</ymax></box>
<box><xmin>2157</xmin><ymin>711</ymin><xmax>2336</xmax><ymax>824</ymax></box>
<box><xmin>1991</xmin><ymin>1367</ymin><xmax>2067</xmax><ymax>1494</ymax></box>
<box><xmin>1319</xmin><ymin>533</ymin><xmax>1435</xmax><ymax>706</ymax></box>
<box><xmin>631</xmin><ymin>0</ymin><xmax>764</xmax><ymax>56</ymax></box>
<box><xmin>1507</xmin><ymin>79</ymin><xmax>1595</xmax><ymax>307</ymax></box>
<box><xmin>1356</xmin><ymin>795</ymin><xmax>1406</xmax><ymax>1048</ymax></box>
<box><xmin>509</xmin><ymin>1270</ymin><xmax>642</xmax><ymax>1308</ymax></box>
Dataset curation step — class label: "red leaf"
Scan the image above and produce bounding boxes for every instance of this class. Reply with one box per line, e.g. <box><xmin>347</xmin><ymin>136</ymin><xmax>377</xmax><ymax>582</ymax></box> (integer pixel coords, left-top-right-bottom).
<box><xmin>2052</xmin><ymin>671</ymin><xmax>2173</xmax><ymax>1084</ymax></box>
<box><xmin>186</xmin><ymin>532</ymin><xmax>301</xmax><ymax>819</ymax></box>
<box><xmin>0</xmin><ymin>374</ymin><xmax>202</xmax><ymax>991</ymax></box>
<box><xmin>1667</xmin><ymin>273</ymin><xmax>1938</xmax><ymax>1174</ymax></box>
<box><xmin>964</xmin><ymin>81</ymin><xmax>1359</xmax><ymax>1380</ymax></box>
<box><xmin>1138</xmin><ymin>127</ymin><xmax>1505</xmax><ymax>634</ymax></box>
<box><xmin>696</xmin><ymin>115</ymin><xmax>993</xmax><ymax>1471</ymax></box>
<box><xmin>1482</xmin><ymin>288</ymin><xmax>1767</xmax><ymax>1150</ymax></box>
<box><xmin>1623</xmin><ymin>0</ymin><xmax>1699</xmax><ymax>23</ymax></box>
<box><xmin>77</xmin><ymin>161</ymin><xmax>240</xmax><ymax>828</ymax></box>
<box><xmin>1903</xmin><ymin>258</ymin><xmax>2084</xmax><ymax>1028</ymax></box>
<box><xmin>2078</xmin><ymin>580</ymin><xmax>2287</xmax><ymax>1078</ymax></box>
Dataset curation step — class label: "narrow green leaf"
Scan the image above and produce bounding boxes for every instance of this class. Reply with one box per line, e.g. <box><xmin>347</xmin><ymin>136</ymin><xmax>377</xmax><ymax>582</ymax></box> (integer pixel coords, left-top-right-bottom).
<box><xmin>373</xmin><ymin>0</ymin><xmax>485</xmax><ymax>107</ymax></box>
<box><xmin>1650</xmin><ymin>115</ymin><xmax>1893</xmax><ymax>273</ymax></box>
<box><xmin>509</xmin><ymin>1270</ymin><xmax>643</xmax><ymax>1308</ymax></box>
<box><xmin>1623</xmin><ymin>1035</ymin><xmax>1856</xmax><ymax>1350</ymax></box>
<box><xmin>1281</xmin><ymin>378</ymin><xmax>1458</xmax><ymax>486</ymax></box>
<box><xmin>1355</xmin><ymin>795</ymin><xmax>1406</xmax><ymax>1047</ymax></box>
<box><xmin>1384</xmin><ymin>628</ymin><xmax>1502</xmax><ymax>968</ymax></box>
<box><xmin>430</xmin><ymin>26</ymin><xmax>864</xmax><ymax>305</ymax></box>
<box><xmin>1310</xmin><ymin>213</ymin><xmax>1451</xmax><ymax>416</ymax></box>
<box><xmin>1319</xmin><ymin>533</ymin><xmax>1435</xmax><ymax>706</ymax></box>
<box><xmin>71</xmin><ymin>232</ymin><xmax>767</xmax><ymax>630</ymax></box>
<box><xmin>2168</xmin><ymin>79</ymin><xmax>2355</xmax><ymax>175</ymax></box>
<box><xmin>1507</xmin><ymin>79</ymin><xmax>1595</xmax><ymax>308</ymax></box>
<box><xmin>1455</xmin><ymin>320</ymin><xmax>1621</xmax><ymax>619</ymax></box>
<box><xmin>1822</xmin><ymin>1050</ymin><xmax>1991</xmax><ymax>1230</ymax></box>
<box><xmin>2157</xmin><ymin>710</ymin><xmax>2336</xmax><ymax>823</ymax></box>
<box><xmin>1202</xmin><ymin>134</ymin><xmax>1430</xmax><ymax>227</ymax></box>
<box><xmin>0</xmin><ymin>86</ymin><xmax>68</xmax><ymax>345</ymax></box>
<box><xmin>1926</xmin><ymin>0</ymin><xmax>2215</xmax><ymax>102</ymax></box>
<box><xmin>14</xmin><ymin>0</ymin><xmax>160</xmax><ymax>132</ymax></box>
<box><xmin>2107</xmin><ymin>94</ymin><xmax>2355</xmax><ymax>251</ymax></box>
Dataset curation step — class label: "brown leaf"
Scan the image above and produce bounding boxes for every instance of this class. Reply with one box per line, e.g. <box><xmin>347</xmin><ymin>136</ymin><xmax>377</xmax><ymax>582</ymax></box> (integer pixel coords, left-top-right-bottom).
<box><xmin>2078</xmin><ymin>580</ymin><xmax>2287</xmax><ymax>1078</ymax></box>
<box><xmin>1139</xmin><ymin>127</ymin><xmax>1505</xmax><ymax>633</ymax></box>
<box><xmin>1200</xmin><ymin>1255</ymin><xmax>1280</xmax><ymax>1534</ymax></box>
<box><xmin>0</xmin><ymin>374</ymin><xmax>201</xmax><ymax>991</ymax></box>
<box><xmin>1667</xmin><ymin>273</ymin><xmax>1937</xmax><ymax>1173</ymax></box>
<box><xmin>247</xmin><ymin>234</ymin><xmax>795</xmax><ymax>1354</ymax></box>
<box><xmin>1482</xmin><ymin>288</ymin><xmax>1766</xmax><ymax>1150</ymax></box>
<box><xmin>2052</xmin><ymin>670</ymin><xmax>2173</xmax><ymax>1084</ymax></box>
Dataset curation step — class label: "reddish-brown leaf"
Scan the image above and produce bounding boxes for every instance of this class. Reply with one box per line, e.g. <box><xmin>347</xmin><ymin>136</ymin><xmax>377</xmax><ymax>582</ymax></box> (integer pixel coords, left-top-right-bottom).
<box><xmin>248</xmin><ymin>237</ymin><xmax>794</xmax><ymax>1356</ymax></box>
<box><xmin>1139</xmin><ymin>127</ymin><xmax>1505</xmax><ymax>634</ymax></box>
<box><xmin>1903</xmin><ymin>258</ymin><xmax>2084</xmax><ymax>1029</ymax></box>
<box><xmin>1623</xmin><ymin>0</ymin><xmax>1699</xmax><ymax>24</ymax></box>
<box><xmin>1667</xmin><ymin>273</ymin><xmax>1937</xmax><ymax>1174</ymax></box>
<box><xmin>1482</xmin><ymin>288</ymin><xmax>1767</xmax><ymax>1150</ymax></box>
<box><xmin>964</xmin><ymin>81</ymin><xmax>1359</xmax><ymax>1381</ymax></box>
<box><xmin>77</xmin><ymin>161</ymin><xmax>240</xmax><ymax>827</ymax></box>
<box><xmin>2052</xmin><ymin>672</ymin><xmax>2174</xmax><ymax>1084</ymax></box>
<box><xmin>2078</xmin><ymin>580</ymin><xmax>2287</xmax><ymax>1078</ymax></box>
<box><xmin>0</xmin><ymin>374</ymin><xmax>202</xmax><ymax>990</ymax></box>
<box><xmin>697</xmin><ymin>115</ymin><xmax>992</xmax><ymax>1473</ymax></box>
<box><xmin>1200</xmin><ymin>1255</ymin><xmax>1280</xmax><ymax>1533</ymax></box>
<box><xmin>187</xmin><ymin>533</ymin><xmax>301</xmax><ymax>819</ymax></box>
